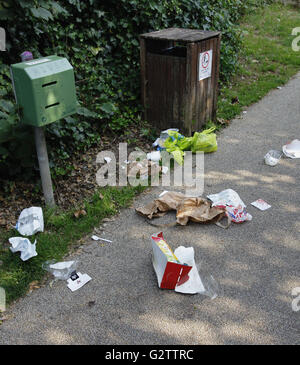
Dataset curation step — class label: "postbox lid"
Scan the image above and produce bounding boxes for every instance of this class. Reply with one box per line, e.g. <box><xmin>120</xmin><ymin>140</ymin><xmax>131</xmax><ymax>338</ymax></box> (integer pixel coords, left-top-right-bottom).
<box><xmin>140</xmin><ymin>28</ymin><xmax>220</xmax><ymax>43</ymax></box>
<box><xmin>11</xmin><ymin>55</ymin><xmax>73</xmax><ymax>80</ymax></box>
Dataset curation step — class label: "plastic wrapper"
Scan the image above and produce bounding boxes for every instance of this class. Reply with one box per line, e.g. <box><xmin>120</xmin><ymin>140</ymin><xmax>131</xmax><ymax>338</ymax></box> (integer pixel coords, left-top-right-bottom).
<box><xmin>264</xmin><ymin>150</ymin><xmax>282</xmax><ymax>166</ymax></box>
<box><xmin>9</xmin><ymin>237</ymin><xmax>37</xmax><ymax>261</ymax></box>
<box><xmin>42</xmin><ymin>260</ymin><xmax>78</xmax><ymax>280</ymax></box>
<box><xmin>190</xmin><ymin>127</ymin><xmax>218</xmax><ymax>153</ymax></box>
<box><xmin>207</xmin><ymin>189</ymin><xmax>252</xmax><ymax>223</ymax></box>
<box><xmin>16</xmin><ymin>207</ymin><xmax>44</xmax><ymax>236</ymax></box>
<box><xmin>282</xmin><ymin>139</ymin><xmax>300</xmax><ymax>159</ymax></box>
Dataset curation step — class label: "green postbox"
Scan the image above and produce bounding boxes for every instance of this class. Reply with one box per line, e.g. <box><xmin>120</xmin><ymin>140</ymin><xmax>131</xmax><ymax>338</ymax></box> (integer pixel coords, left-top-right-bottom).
<box><xmin>10</xmin><ymin>55</ymin><xmax>77</xmax><ymax>126</ymax></box>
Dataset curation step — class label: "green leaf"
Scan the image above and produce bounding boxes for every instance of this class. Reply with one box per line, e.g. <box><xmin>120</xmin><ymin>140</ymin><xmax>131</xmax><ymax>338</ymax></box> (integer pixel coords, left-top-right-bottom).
<box><xmin>0</xmin><ymin>99</ymin><xmax>14</xmax><ymax>113</ymax></box>
<box><xmin>99</xmin><ymin>102</ymin><xmax>116</xmax><ymax>114</ymax></box>
<box><xmin>31</xmin><ymin>7</ymin><xmax>54</xmax><ymax>21</ymax></box>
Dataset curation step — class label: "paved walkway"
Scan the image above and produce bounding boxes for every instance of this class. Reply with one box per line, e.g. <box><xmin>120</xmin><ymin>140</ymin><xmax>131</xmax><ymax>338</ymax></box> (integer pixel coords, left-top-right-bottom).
<box><xmin>0</xmin><ymin>74</ymin><xmax>300</xmax><ymax>345</ymax></box>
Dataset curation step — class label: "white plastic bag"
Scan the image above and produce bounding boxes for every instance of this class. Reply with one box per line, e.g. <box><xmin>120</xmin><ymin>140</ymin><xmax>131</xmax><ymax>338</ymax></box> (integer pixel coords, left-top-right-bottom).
<box><xmin>16</xmin><ymin>207</ymin><xmax>44</xmax><ymax>236</ymax></box>
<box><xmin>9</xmin><ymin>237</ymin><xmax>38</xmax><ymax>261</ymax></box>
<box><xmin>174</xmin><ymin>246</ymin><xmax>205</xmax><ymax>294</ymax></box>
<box><xmin>174</xmin><ymin>246</ymin><xmax>219</xmax><ymax>299</ymax></box>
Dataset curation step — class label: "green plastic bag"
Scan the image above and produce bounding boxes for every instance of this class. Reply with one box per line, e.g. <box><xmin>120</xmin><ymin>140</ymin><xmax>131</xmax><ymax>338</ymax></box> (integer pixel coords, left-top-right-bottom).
<box><xmin>191</xmin><ymin>127</ymin><xmax>217</xmax><ymax>153</ymax></box>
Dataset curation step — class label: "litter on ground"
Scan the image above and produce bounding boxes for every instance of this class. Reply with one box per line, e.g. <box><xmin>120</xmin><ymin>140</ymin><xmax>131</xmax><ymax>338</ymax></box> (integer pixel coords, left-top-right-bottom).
<box><xmin>136</xmin><ymin>191</ymin><xmax>230</xmax><ymax>228</ymax></box>
<box><xmin>91</xmin><ymin>235</ymin><xmax>112</xmax><ymax>243</ymax></box>
<box><xmin>207</xmin><ymin>189</ymin><xmax>252</xmax><ymax>223</ymax></box>
<box><xmin>15</xmin><ymin>207</ymin><xmax>44</xmax><ymax>236</ymax></box>
<box><xmin>9</xmin><ymin>237</ymin><xmax>38</xmax><ymax>261</ymax></box>
<box><xmin>151</xmin><ymin>232</ymin><xmax>218</xmax><ymax>298</ymax></box>
<box><xmin>264</xmin><ymin>150</ymin><xmax>282</xmax><ymax>166</ymax></box>
<box><xmin>282</xmin><ymin>139</ymin><xmax>300</xmax><ymax>159</ymax></box>
<box><xmin>251</xmin><ymin>199</ymin><xmax>271</xmax><ymax>211</ymax></box>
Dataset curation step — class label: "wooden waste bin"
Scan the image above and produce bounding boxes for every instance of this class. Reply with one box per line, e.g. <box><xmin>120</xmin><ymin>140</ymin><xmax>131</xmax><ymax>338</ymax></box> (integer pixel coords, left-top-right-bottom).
<box><xmin>140</xmin><ymin>28</ymin><xmax>221</xmax><ymax>135</ymax></box>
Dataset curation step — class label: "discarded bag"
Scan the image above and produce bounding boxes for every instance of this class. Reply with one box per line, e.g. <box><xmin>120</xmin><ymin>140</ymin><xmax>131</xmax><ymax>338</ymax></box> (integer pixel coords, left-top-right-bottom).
<box><xmin>136</xmin><ymin>191</ymin><xmax>230</xmax><ymax>228</ymax></box>
<box><xmin>163</xmin><ymin>127</ymin><xmax>217</xmax><ymax>165</ymax></box>
<box><xmin>9</xmin><ymin>237</ymin><xmax>38</xmax><ymax>261</ymax></box>
<box><xmin>16</xmin><ymin>207</ymin><xmax>44</xmax><ymax>236</ymax></box>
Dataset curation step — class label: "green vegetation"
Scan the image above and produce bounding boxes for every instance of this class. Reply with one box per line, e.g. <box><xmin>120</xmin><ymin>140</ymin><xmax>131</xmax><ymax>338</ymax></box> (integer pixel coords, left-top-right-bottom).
<box><xmin>216</xmin><ymin>3</ymin><xmax>300</xmax><ymax>123</ymax></box>
<box><xmin>0</xmin><ymin>0</ymin><xmax>272</xmax><ymax>177</ymax></box>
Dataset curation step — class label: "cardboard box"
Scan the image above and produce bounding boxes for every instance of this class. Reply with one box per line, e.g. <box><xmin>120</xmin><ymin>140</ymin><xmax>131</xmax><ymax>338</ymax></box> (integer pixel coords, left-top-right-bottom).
<box><xmin>151</xmin><ymin>232</ymin><xmax>192</xmax><ymax>289</ymax></box>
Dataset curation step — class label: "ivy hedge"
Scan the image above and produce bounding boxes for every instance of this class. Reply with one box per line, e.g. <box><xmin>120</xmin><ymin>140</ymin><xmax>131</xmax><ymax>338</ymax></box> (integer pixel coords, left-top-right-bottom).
<box><xmin>0</xmin><ymin>0</ymin><xmax>273</xmax><ymax>178</ymax></box>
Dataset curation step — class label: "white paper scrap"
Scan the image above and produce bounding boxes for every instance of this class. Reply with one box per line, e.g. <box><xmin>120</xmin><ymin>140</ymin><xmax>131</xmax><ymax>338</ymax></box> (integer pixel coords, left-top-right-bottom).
<box><xmin>251</xmin><ymin>199</ymin><xmax>271</xmax><ymax>211</ymax></box>
<box><xmin>67</xmin><ymin>272</ymin><xmax>92</xmax><ymax>292</ymax></box>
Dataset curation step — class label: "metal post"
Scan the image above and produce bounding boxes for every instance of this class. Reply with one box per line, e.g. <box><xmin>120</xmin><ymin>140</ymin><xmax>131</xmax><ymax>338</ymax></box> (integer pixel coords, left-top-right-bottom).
<box><xmin>34</xmin><ymin>126</ymin><xmax>55</xmax><ymax>207</ymax></box>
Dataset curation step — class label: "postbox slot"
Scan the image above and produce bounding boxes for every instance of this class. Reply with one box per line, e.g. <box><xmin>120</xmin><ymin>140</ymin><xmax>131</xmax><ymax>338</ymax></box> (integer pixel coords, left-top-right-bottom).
<box><xmin>42</xmin><ymin>81</ymin><xmax>57</xmax><ymax>87</ymax></box>
<box><xmin>45</xmin><ymin>102</ymin><xmax>60</xmax><ymax>109</ymax></box>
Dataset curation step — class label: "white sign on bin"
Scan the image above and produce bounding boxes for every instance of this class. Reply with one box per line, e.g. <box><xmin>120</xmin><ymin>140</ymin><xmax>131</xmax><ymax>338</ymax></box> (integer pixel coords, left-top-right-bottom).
<box><xmin>198</xmin><ymin>49</ymin><xmax>212</xmax><ymax>81</ymax></box>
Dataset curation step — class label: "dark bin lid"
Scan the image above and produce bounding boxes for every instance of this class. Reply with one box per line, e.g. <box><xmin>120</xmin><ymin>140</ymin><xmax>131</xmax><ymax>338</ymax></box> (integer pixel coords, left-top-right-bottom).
<box><xmin>140</xmin><ymin>28</ymin><xmax>220</xmax><ymax>43</ymax></box>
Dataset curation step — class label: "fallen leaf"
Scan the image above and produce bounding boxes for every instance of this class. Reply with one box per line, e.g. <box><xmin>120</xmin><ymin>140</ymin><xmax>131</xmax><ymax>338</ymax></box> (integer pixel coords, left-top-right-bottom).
<box><xmin>74</xmin><ymin>209</ymin><xmax>87</xmax><ymax>218</ymax></box>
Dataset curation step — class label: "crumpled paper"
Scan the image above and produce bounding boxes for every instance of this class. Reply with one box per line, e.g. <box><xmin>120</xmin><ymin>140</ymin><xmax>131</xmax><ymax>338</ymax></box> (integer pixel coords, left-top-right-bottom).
<box><xmin>9</xmin><ymin>237</ymin><xmax>38</xmax><ymax>261</ymax></box>
<box><xmin>16</xmin><ymin>207</ymin><xmax>44</xmax><ymax>236</ymax></box>
<box><xmin>136</xmin><ymin>191</ymin><xmax>229</xmax><ymax>228</ymax></box>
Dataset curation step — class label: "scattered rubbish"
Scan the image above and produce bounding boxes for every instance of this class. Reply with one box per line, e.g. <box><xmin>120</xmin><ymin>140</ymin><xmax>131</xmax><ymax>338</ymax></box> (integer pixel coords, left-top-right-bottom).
<box><xmin>151</xmin><ymin>232</ymin><xmax>219</xmax><ymax>298</ymax></box>
<box><xmin>207</xmin><ymin>189</ymin><xmax>252</xmax><ymax>223</ymax></box>
<box><xmin>42</xmin><ymin>260</ymin><xmax>78</xmax><ymax>280</ymax></box>
<box><xmin>67</xmin><ymin>272</ymin><xmax>92</xmax><ymax>292</ymax></box>
<box><xmin>277</xmin><ymin>86</ymin><xmax>282</xmax><ymax>90</ymax></box>
<box><xmin>282</xmin><ymin>139</ymin><xmax>300</xmax><ymax>159</ymax></box>
<box><xmin>104</xmin><ymin>156</ymin><xmax>112</xmax><ymax>164</ymax></box>
<box><xmin>159</xmin><ymin>190</ymin><xmax>169</xmax><ymax>197</ymax></box>
<box><xmin>161</xmin><ymin>166</ymin><xmax>168</xmax><ymax>175</ymax></box>
<box><xmin>164</xmin><ymin>127</ymin><xmax>218</xmax><ymax>165</ymax></box>
<box><xmin>153</xmin><ymin>128</ymin><xmax>179</xmax><ymax>150</ymax></box>
<box><xmin>16</xmin><ymin>207</ymin><xmax>44</xmax><ymax>236</ymax></box>
<box><xmin>127</xmin><ymin>159</ymin><xmax>161</xmax><ymax>180</ymax></box>
<box><xmin>91</xmin><ymin>235</ymin><xmax>112</xmax><ymax>243</ymax></box>
<box><xmin>74</xmin><ymin>209</ymin><xmax>87</xmax><ymax>219</ymax></box>
<box><xmin>146</xmin><ymin>151</ymin><xmax>161</xmax><ymax>163</ymax></box>
<box><xmin>264</xmin><ymin>150</ymin><xmax>282</xmax><ymax>166</ymax></box>
<box><xmin>242</xmin><ymin>111</ymin><xmax>247</xmax><ymax>114</ymax></box>
<box><xmin>9</xmin><ymin>237</ymin><xmax>38</xmax><ymax>261</ymax></box>
<box><xmin>88</xmin><ymin>300</ymin><xmax>96</xmax><ymax>307</ymax></box>
<box><xmin>251</xmin><ymin>199</ymin><xmax>271</xmax><ymax>211</ymax></box>
<box><xmin>151</xmin><ymin>232</ymin><xmax>192</xmax><ymax>290</ymax></box>
<box><xmin>136</xmin><ymin>191</ymin><xmax>230</xmax><ymax>228</ymax></box>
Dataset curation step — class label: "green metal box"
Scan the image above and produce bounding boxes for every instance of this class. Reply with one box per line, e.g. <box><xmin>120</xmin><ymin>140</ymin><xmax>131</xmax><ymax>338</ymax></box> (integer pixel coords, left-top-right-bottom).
<box><xmin>10</xmin><ymin>55</ymin><xmax>77</xmax><ymax>126</ymax></box>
